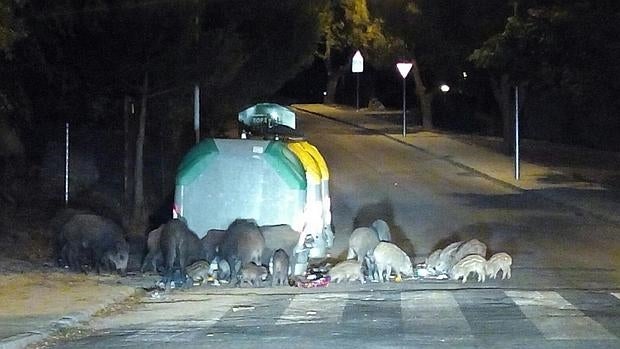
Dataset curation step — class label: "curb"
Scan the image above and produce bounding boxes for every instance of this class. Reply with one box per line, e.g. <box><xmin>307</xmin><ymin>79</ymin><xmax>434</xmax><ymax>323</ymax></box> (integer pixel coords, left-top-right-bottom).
<box><xmin>0</xmin><ymin>287</ymin><xmax>141</xmax><ymax>349</ymax></box>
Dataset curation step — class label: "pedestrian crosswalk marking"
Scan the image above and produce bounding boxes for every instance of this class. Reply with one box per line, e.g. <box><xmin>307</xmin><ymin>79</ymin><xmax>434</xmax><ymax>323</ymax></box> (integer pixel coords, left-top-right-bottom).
<box><xmin>401</xmin><ymin>291</ymin><xmax>473</xmax><ymax>340</ymax></box>
<box><xmin>92</xmin><ymin>295</ymin><xmax>239</xmax><ymax>331</ymax></box>
<box><xmin>85</xmin><ymin>289</ymin><xmax>620</xmax><ymax>346</ymax></box>
<box><xmin>276</xmin><ymin>293</ymin><xmax>348</xmax><ymax>325</ymax></box>
<box><xmin>506</xmin><ymin>290</ymin><xmax>616</xmax><ymax>340</ymax></box>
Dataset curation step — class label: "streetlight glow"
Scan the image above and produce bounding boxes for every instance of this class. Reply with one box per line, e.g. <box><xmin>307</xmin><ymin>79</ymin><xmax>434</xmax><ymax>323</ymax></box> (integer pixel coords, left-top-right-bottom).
<box><xmin>440</xmin><ymin>84</ymin><xmax>450</xmax><ymax>93</ymax></box>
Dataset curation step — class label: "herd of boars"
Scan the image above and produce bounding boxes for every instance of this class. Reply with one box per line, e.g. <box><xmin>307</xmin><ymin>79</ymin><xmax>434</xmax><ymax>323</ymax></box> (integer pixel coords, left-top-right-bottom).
<box><xmin>425</xmin><ymin>240</ymin><xmax>513</xmax><ymax>283</ymax></box>
<box><xmin>139</xmin><ymin>217</ymin><xmax>294</xmax><ymax>287</ymax></box>
<box><xmin>330</xmin><ymin>219</ymin><xmax>512</xmax><ymax>284</ymax></box>
<box><xmin>51</xmin><ymin>209</ymin><xmax>511</xmax><ymax>287</ymax></box>
<box><xmin>51</xmin><ymin>208</ymin><xmax>293</xmax><ymax>287</ymax></box>
<box><xmin>329</xmin><ymin>219</ymin><xmax>415</xmax><ymax>283</ymax></box>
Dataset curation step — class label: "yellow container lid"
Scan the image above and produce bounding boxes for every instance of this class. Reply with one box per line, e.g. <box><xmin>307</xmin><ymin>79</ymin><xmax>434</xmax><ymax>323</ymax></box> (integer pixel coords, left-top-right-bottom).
<box><xmin>287</xmin><ymin>142</ymin><xmax>321</xmax><ymax>184</ymax></box>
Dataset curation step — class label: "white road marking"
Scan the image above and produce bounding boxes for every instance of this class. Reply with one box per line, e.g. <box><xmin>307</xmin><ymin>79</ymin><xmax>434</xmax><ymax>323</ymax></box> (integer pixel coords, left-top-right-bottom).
<box><xmin>401</xmin><ymin>291</ymin><xmax>473</xmax><ymax>340</ymax></box>
<box><xmin>92</xmin><ymin>294</ymin><xmax>238</xmax><ymax>331</ymax></box>
<box><xmin>506</xmin><ymin>290</ymin><xmax>615</xmax><ymax>340</ymax></box>
<box><xmin>612</xmin><ymin>292</ymin><xmax>620</xmax><ymax>300</ymax></box>
<box><xmin>276</xmin><ymin>293</ymin><xmax>348</xmax><ymax>325</ymax></box>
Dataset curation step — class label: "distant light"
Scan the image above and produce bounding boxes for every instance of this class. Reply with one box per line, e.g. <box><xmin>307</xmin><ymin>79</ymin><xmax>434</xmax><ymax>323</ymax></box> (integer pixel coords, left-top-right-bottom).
<box><xmin>462</xmin><ymin>71</ymin><xmax>468</xmax><ymax>78</ymax></box>
<box><xmin>396</xmin><ymin>63</ymin><xmax>413</xmax><ymax>78</ymax></box>
<box><xmin>323</xmin><ymin>91</ymin><xmax>327</xmax><ymax>96</ymax></box>
<box><xmin>440</xmin><ymin>84</ymin><xmax>450</xmax><ymax>93</ymax></box>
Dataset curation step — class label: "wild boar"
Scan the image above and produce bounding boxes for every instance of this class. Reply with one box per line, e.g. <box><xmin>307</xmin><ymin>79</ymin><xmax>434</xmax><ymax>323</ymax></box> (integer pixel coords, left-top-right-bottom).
<box><xmin>453</xmin><ymin>239</ymin><xmax>487</xmax><ymax>263</ymax></box>
<box><xmin>159</xmin><ymin>218</ymin><xmax>205</xmax><ymax>283</ymax></box>
<box><xmin>347</xmin><ymin>227</ymin><xmax>380</xmax><ymax>262</ymax></box>
<box><xmin>371</xmin><ymin>219</ymin><xmax>391</xmax><ymax>242</ymax></box>
<box><xmin>141</xmin><ymin>225</ymin><xmax>163</xmax><ymax>273</ymax></box>
<box><xmin>450</xmin><ymin>254</ymin><xmax>487</xmax><ymax>283</ymax></box>
<box><xmin>486</xmin><ymin>252</ymin><xmax>512</xmax><ymax>280</ymax></box>
<box><xmin>425</xmin><ymin>248</ymin><xmax>443</xmax><ymax>275</ymax></box>
<box><xmin>219</xmin><ymin>219</ymin><xmax>265</xmax><ymax>266</ymax></box>
<box><xmin>328</xmin><ymin>260</ymin><xmax>365</xmax><ymax>283</ymax></box>
<box><xmin>372</xmin><ymin>242</ymin><xmax>414</xmax><ymax>282</ymax></box>
<box><xmin>59</xmin><ymin>214</ymin><xmax>129</xmax><ymax>275</ymax></box>
<box><xmin>238</xmin><ymin>262</ymin><xmax>268</xmax><ymax>287</ymax></box>
<box><xmin>270</xmin><ymin>249</ymin><xmax>290</xmax><ymax>287</ymax></box>
<box><xmin>435</xmin><ymin>241</ymin><xmax>464</xmax><ymax>274</ymax></box>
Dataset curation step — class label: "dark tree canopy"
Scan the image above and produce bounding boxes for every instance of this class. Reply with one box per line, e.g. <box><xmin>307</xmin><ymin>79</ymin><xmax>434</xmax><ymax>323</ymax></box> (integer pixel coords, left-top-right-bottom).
<box><xmin>2</xmin><ymin>0</ymin><xmax>320</xmax><ymax>131</ymax></box>
<box><xmin>317</xmin><ymin>0</ymin><xmax>405</xmax><ymax>103</ymax></box>
<box><xmin>470</xmin><ymin>0</ymin><xmax>620</xmax><ymax>147</ymax></box>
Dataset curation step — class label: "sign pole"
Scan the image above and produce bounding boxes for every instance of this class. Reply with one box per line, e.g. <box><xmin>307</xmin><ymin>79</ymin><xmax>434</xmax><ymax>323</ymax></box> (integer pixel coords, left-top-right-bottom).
<box><xmin>194</xmin><ymin>84</ymin><xmax>200</xmax><ymax>144</ymax></box>
<box><xmin>396</xmin><ymin>62</ymin><xmax>413</xmax><ymax>138</ymax></box>
<box><xmin>64</xmin><ymin>122</ymin><xmax>69</xmax><ymax>206</ymax></box>
<box><xmin>356</xmin><ymin>73</ymin><xmax>360</xmax><ymax>111</ymax></box>
<box><xmin>515</xmin><ymin>85</ymin><xmax>520</xmax><ymax>180</ymax></box>
<box><xmin>352</xmin><ymin>50</ymin><xmax>364</xmax><ymax>111</ymax></box>
<box><xmin>402</xmin><ymin>77</ymin><xmax>406</xmax><ymax>137</ymax></box>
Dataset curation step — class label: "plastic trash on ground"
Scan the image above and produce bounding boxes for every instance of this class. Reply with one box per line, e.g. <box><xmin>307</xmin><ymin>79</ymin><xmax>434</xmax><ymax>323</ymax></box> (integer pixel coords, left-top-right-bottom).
<box><xmin>296</xmin><ymin>275</ymin><xmax>331</xmax><ymax>288</ymax></box>
<box><xmin>415</xmin><ymin>263</ymin><xmax>449</xmax><ymax>280</ymax></box>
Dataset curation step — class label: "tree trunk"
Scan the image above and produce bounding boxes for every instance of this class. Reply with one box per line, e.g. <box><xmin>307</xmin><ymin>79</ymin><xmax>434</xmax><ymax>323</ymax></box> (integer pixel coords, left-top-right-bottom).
<box><xmin>123</xmin><ymin>95</ymin><xmax>135</xmax><ymax>211</ymax></box>
<box><xmin>419</xmin><ymin>93</ymin><xmax>433</xmax><ymax>129</ymax></box>
<box><xmin>323</xmin><ymin>48</ymin><xmax>351</xmax><ymax>105</ymax></box>
<box><xmin>411</xmin><ymin>59</ymin><xmax>433</xmax><ymax>129</ymax></box>
<box><xmin>324</xmin><ymin>71</ymin><xmax>340</xmax><ymax>105</ymax></box>
<box><xmin>490</xmin><ymin>74</ymin><xmax>514</xmax><ymax>154</ymax></box>
<box><xmin>132</xmin><ymin>72</ymin><xmax>148</xmax><ymax>231</ymax></box>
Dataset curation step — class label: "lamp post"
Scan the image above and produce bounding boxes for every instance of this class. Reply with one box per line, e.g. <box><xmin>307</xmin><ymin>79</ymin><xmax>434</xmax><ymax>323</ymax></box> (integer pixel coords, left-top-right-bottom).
<box><xmin>352</xmin><ymin>50</ymin><xmax>364</xmax><ymax>111</ymax></box>
<box><xmin>515</xmin><ymin>85</ymin><xmax>520</xmax><ymax>180</ymax></box>
<box><xmin>396</xmin><ymin>62</ymin><xmax>413</xmax><ymax>137</ymax></box>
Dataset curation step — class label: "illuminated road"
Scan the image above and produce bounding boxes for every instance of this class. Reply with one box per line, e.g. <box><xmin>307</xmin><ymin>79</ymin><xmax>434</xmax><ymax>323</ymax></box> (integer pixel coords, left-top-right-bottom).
<box><xmin>40</xmin><ymin>108</ymin><xmax>620</xmax><ymax>349</ymax></box>
<box><xmin>46</xmin><ymin>288</ymin><xmax>620</xmax><ymax>349</ymax></box>
<box><xmin>295</xmin><ymin>108</ymin><xmax>620</xmax><ymax>289</ymax></box>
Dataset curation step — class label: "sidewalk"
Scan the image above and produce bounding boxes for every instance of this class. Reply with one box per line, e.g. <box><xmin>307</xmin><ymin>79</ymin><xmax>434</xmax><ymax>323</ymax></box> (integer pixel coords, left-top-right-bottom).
<box><xmin>292</xmin><ymin>103</ymin><xmax>620</xmax><ymax>225</ymax></box>
<box><xmin>0</xmin><ymin>271</ymin><xmax>138</xmax><ymax>349</ymax></box>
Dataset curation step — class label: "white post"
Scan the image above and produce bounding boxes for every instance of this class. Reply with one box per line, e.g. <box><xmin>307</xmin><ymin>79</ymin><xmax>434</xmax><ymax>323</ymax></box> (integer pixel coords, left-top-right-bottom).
<box><xmin>352</xmin><ymin>50</ymin><xmax>364</xmax><ymax>112</ymax></box>
<box><xmin>64</xmin><ymin>122</ymin><xmax>70</xmax><ymax>206</ymax></box>
<box><xmin>356</xmin><ymin>73</ymin><xmax>360</xmax><ymax>111</ymax></box>
<box><xmin>194</xmin><ymin>84</ymin><xmax>200</xmax><ymax>144</ymax></box>
<box><xmin>515</xmin><ymin>85</ymin><xmax>520</xmax><ymax>180</ymax></box>
<box><xmin>397</xmin><ymin>63</ymin><xmax>413</xmax><ymax>137</ymax></box>
<box><xmin>402</xmin><ymin>77</ymin><xmax>407</xmax><ymax>137</ymax></box>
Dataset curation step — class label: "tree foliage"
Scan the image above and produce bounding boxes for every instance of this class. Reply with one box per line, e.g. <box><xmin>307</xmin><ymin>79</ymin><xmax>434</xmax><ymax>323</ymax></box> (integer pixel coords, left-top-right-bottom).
<box><xmin>472</xmin><ymin>1</ymin><xmax>620</xmax><ymax>104</ymax></box>
<box><xmin>7</xmin><ymin>0</ymin><xmax>320</xmax><ymax>127</ymax></box>
<box><xmin>0</xmin><ymin>0</ymin><xmax>321</xmax><ymax>226</ymax></box>
<box><xmin>469</xmin><ymin>1</ymin><xmax>620</xmax><ymax>147</ymax></box>
<box><xmin>318</xmin><ymin>0</ymin><xmax>404</xmax><ymax>103</ymax></box>
<box><xmin>0</xmin><ymin>0</ymin><xmax>22</xmax><ymax>53</ymax></box>
<box><xmin>200</xmin><ymin>0</ymin><xmax>320</xmax><ymax>115</ymax></box>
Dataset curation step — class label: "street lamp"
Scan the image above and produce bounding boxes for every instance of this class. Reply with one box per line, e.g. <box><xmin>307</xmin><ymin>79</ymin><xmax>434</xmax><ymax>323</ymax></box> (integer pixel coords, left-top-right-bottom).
<box><xmin>440</xmin><ymin>84</ymin><xmax>450</xmax><ymax>93</ymax></box>
<box><xmin>396</xmin><ymin>62</ymin><xmax>413</xmax><ymax>137</ymax></box>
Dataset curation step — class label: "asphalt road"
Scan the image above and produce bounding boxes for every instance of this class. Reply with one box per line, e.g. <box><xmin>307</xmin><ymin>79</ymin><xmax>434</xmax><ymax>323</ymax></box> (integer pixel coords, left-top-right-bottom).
<box><xmin>39</xmin><ymin>109</ymin><xmax>620</xmax><ymax>348</ymax></box>
<box><xmin>43</xmin><ymin>288</ymin><xmax>620</xmax><ymax>348</ymax></box>
<box><xmin>294</xmin><ymin>109</ymin><xmax>620</xmax><ymax>288</ymax></box>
